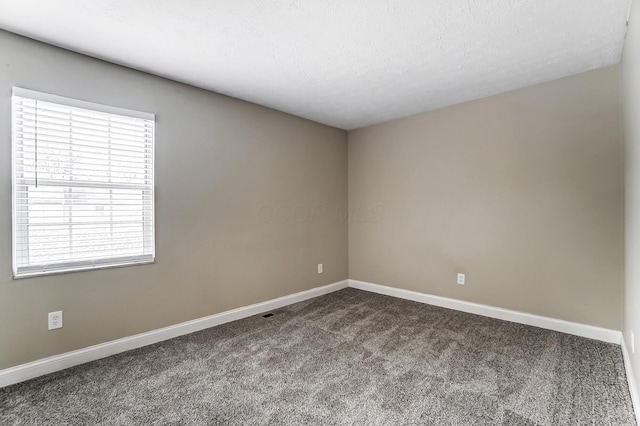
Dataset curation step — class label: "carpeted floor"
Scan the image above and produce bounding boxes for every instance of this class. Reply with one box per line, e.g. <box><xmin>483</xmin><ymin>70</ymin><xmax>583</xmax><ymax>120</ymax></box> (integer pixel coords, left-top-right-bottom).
<box><xmin>0</xmin><ymin>288</ymin><xmax>636</xmax><ymax>425</ymax></box>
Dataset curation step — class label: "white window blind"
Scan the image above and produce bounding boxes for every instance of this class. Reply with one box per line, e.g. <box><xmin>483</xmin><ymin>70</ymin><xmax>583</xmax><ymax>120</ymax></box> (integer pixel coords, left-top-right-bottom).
<box><xmin>11</xmin><ymin>87</ymin><xmax>155</xmax><ymax>278</ymax></box>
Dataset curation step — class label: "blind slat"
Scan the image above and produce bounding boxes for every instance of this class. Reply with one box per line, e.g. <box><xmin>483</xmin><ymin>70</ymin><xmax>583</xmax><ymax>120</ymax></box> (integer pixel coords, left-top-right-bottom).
<box><xmin>15</xmin><ymin>117</ymin><xmax>152</xmax><ymax>140</ymax></box>
<box><xmin>15</xmin><ymin>99</ymin><xmax>153</xmax><ymax>123</ymax></box>
<box><xmin>24</xmin><ymin>230</ymin><xmax>147</xmax><ymax>239</ymax></box>
<box><xmin>21</xmin><ymin>238</ymin><xmax>153</xmax><ymax>250</ymax></box>
<box><xmin>20</xmin><ymin>228</ymin><xmax>148</xmax><ymax>236</ymax></box>
<box><xmin>15</xmin><ymin>131</ymin><xmax>152</xmax><ymax>154</ymax></box>
<box><xmin>15</xmin><ymin>179</ymin><xmax>151</xmax><ymax>191</ymax></box>
<box><xmin>24</xmin><ymin>246</ymin><xmax>146</xmax><ymax>258</ymax></box>
<box><xmin>15</xmin><ymin>108</ymin><xmax>153</xmax><ymax>132</ymax></box>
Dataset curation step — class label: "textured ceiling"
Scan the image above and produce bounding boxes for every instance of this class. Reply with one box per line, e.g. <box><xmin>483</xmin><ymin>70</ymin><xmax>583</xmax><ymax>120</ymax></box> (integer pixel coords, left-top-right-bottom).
<box><xmin>0</xmin><ymin>0</ymin><xmax>632</xmax><ymax>130</ymax></box>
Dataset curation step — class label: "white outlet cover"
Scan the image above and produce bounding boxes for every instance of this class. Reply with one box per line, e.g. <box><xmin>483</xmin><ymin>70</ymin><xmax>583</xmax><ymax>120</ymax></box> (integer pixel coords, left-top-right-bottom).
<box><xmin>457</xmin><ymin>273</ymin><xmax>465</xmax><ymax>285</ymax></box>
<box><xmin>48</xmin><ymin>311</ymin><xmax>63</xmax><ymax>330</ymax></box>
<box><xmin>318</xmin><ymin>264</ymin><xmax>323</xmax><ymax>274</ymax></box>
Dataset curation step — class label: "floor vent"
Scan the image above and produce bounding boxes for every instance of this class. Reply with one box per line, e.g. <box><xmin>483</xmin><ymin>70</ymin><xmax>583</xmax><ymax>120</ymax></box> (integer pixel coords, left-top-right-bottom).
<box><xmin>262</xmin><ymin>313</ymin><xmax>274</xmax><ymax>318</ymax></box>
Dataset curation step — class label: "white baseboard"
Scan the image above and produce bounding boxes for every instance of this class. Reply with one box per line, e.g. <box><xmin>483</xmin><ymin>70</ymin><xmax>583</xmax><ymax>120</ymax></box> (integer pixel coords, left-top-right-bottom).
<box><xmin>0</xmin><ymin>279</ymin><xmax>348</xmax><ymax>388</ymax></box>
<box><xmin>622</xmin><ymin>334</ymin><xmax>640</xmax><ymax>423</ymax></box>
<box><xmin>348</xmin><ymin>279</ymin><xmax>622</xmax><ymax>344</ymax></box>
<box><xmin>0</xmin><ymin>278</ymin><xmax>626</xmax><ymax>391</ymax></box>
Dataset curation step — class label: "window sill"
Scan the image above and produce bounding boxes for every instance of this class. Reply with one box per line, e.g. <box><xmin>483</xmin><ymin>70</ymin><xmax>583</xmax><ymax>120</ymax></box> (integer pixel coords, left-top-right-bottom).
<box><xmin>13</xmin><ymin>259</ymin><xmax>156</xmax><ymax>280</ymax></box>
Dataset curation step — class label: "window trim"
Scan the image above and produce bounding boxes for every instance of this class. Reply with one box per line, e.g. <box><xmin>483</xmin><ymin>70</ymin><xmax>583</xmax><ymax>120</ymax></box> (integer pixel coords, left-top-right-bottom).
<box><xmin>11</xmin><ymin>87</ymin><xmax>156</xmax><ymax>279</ymax></box>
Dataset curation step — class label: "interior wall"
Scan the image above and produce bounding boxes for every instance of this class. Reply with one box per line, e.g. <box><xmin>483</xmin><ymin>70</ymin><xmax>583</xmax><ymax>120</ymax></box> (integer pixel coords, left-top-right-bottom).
<box><xmin>624</xmin><ymin>0</ymin><xmax>640</xmax><ymax>402</ymax></box>
<box><xmin>0</xmin><ymin>31</ymin><xmax>348</xmax><ymax>370</ymax></box>
<box><xmin>349</xmin><ymin>65</ymin><xmax>624</xmax><ymax>329</ymax></box>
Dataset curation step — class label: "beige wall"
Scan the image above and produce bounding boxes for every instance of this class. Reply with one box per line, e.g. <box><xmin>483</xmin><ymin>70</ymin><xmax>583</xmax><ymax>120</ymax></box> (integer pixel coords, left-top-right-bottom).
<box><xmin>349</xmin><ymin>65</ymin><xmax>624</xmax><ymax>329</ymax></box>
<box><xmin>0</xmin><ymin>27</ymin><xmax>628</xmax><ymax>373</ymax></box>
<box><xmin>0</xmin><ymin>31</ymin><xmax>348</xmax><ymax>370</ymax></box>
<box><xmin>624</xmin><ymin>0</ymin><xmax>640</xmax><ymax>404</ymax></box>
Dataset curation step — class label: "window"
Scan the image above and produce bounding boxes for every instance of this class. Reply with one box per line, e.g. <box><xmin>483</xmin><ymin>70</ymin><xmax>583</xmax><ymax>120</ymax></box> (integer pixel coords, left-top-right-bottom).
<box><xmin>11</xmin><ymin>88</ymin><xmax>155</xmax><ymax>278</ymax></box>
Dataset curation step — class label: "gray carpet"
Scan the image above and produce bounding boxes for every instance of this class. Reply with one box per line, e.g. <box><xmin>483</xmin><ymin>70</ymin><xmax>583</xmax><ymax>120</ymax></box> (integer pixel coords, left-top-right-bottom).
<box><xmin>0</xmin><ymin>288</ymin><xmax>636</xmax><ymax>425</ymax></box>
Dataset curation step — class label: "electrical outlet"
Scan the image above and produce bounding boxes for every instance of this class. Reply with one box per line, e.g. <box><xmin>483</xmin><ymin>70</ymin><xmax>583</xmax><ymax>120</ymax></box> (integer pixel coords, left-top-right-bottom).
<box><xmin>317</xmin><ymin>263</ymin><xmax>323</xmax><ymax>274</ymax></box>
<box><xmin>48</xmin><ymin>311</ymin><xmax>63</xmax><ymax>330</ymax></box>
<box><xmin>457</xmin><ymin>273</ymin><xmax>465</xmax><ymax>285</ymax></box>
